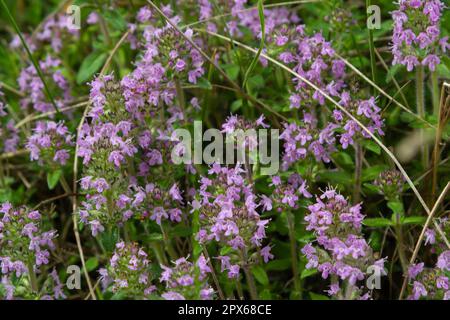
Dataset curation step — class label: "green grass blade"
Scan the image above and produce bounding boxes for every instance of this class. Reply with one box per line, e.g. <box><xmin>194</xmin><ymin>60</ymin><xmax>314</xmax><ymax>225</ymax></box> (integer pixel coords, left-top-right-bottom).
<box><xmin>0</xmin><ymin>0</ymin><xmax>61</xmax><ymax>115</ymax></box>
<box><xmin>242</xmin><ymin>0</ymin><xmax>265</xmax><ymax>89</ymax></box>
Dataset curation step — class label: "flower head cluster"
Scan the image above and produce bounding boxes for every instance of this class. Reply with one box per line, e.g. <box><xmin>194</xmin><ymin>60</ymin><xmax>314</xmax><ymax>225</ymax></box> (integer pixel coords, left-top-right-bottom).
<box><xmin>391</xmin><ymin>0</ymin><xmax>449</xmax><ymax>71</ymax></box>
<box><xmin>301</xmin><ymin>188</ymin><xmax>386</xmax><ymax>299</ymax></box>
<box><xmin>196</xmin><ymin>0</ymin><xmax>299</xmax><ymax>37</ymax></box>
<box><xmin>34</xmin><ymin>14</ymin><xmax>79</xmax><ymax>52</ymax></box>
<box><xmin>269</xmin><ymin>25</ymin><xmax>384</xmax><ymax>168</ymax></box>
<box><xmin>18</xmin><ymin>56</ymin><xmax>73</xmax><ymax>113</ymax></box>
<box><xmin>407</xmin><ymin>250</ymin><xmax>450</xmax><ymax>300</ymax></box>
<box><xmin>160</xmin><ymin>255</ymin><xmax>214</xmax><ymax>300</ymax></box>
<box><xmin>374</xmin><ymin>169</ymin><xmax>406</xmax><ymax>200</ymax></box>
<box><xmin>0</xmin><ymin>203</ymin><xmax>56</xmax><ymax>280</ymax></box>
<box><xmin>333</xmin><ymin>95</ymin><xmax>384</xmax><ymax>149</ymax></box>
<box><xmin>10</xmin><ymin>14</ymin><xmax>78</xmax><ymax>53</ymax></box>
<box><xmin>99</xmin><ymin>242</ymin><xmax>156</xmax><ymax>298</ymax></box>
<box><xmin>0</xmin><ymin>90</ymin><xmax>19</xmax><ymax>153</ymax></box>
<box><xmin>267</xmin><ymin>173</ymin><xmax>312</xmax><ymax>211</ymax></box>
<box><xmin>26</xmin><ymin>120</ymin><xmax>74</xmax><ymax>166</ymax></box>
<box><xmin>280</xmin><ymin>116</ymin><xmax>338</xmax><ymax>168</ymax></box>
<box><xmin>78</xmin><ymin>75</ymin><xmax>187</xmax><ymax>236</ymax></box>
<box><xmin>193</xmin><ymin>163</ymin><xmax>273</xmax><ymax>278</ymax></box>
<box><xmin>121</xmin><ymin>8</ymin><xmax>205</xmax><ymax>120</ymax></box>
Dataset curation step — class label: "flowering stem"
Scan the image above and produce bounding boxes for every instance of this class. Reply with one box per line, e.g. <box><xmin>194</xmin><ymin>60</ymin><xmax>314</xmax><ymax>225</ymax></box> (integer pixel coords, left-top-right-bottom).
<box><xmin>431</xmin><ymin>71</ymin><xmax>439</xmax><ymax>117</ymax></box>
<box><xmin>353</xmin><ymin>142</ymin><xmax>363</xmax><ymax>204</ymax></box>
<box><xmin>287</xmin><ymin>211</ymin><xmax>302</xmax><ymax>299</ymax></box>
<box><xmin>27</xmin><ymin>263</ymin><xmax>38</xmax><ymax>294</ymax></box>
<box><xmin>366</xmin><ymin>0</ymin><xmax>377</xmax><ymax>94</ymax></box>
<box><xmin>175</xmin><ymin>78</ymin><xmax>187</xmax><ymax>123</ymax></box>
<box><xmin>202</xmin><ymin>247</ymin><xmax>225</xmax><ymax>299</ymax></box>
<box><xmin>416</xmin><ymin>66</ymin><xmax>428</xmax><ymax>169</ymax></box>
<box><xmin>160</xmin><ymin>224</ymin><xmax>177</xmax><ymax>260</ymax></box>
<box><xmin>394</xmin><ymin>218</ymin><xmax>408</xmax><ymax>274</ymax></box>
<box><xmin>235</xmin><ymin>280</ymin><xmax>244</xmax><ymax>300</ymax></box>
<box><xmin>242</xmin><ymin>263</ymin><xmax>258</xmax><ymax>300</ymax></box>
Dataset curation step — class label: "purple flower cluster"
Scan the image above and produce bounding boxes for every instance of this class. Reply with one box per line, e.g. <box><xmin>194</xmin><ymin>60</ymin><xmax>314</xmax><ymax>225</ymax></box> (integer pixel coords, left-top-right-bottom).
<box><xmin>0</xmin><ymin>203</ymin><xmax>57</xmax><ymax>299</ymax></box>
<box><xmin>280</xmin><ymin>116</ymin><xmax>338</xmax><ymax>168</ymax></box>
<box><xmin>391</xmin><ymin>0</ymin><xmax>449</xmax><ymax>71</ymax></box>
<box><xmin>121</xmin><ymin>8</ymin><xmax>205</xmax><ymax>120</ymax></box>
<box><xmin>17</xmin><ymin>56</ymin><xmax>73</xmax><ymax>113</ymax></box>
<box><xmin>301</xmin><ymin>188</ymin><xmax>386</xmax><ymax>299</ymax></box>
<box><xmin>374</xmin><ymin>169</ymin><xmax>406</xmax><ymax>200</ymax></box>
<box><xmin>0</xmin><ymin>89</ymin><xmax>19</xmax><ymax>153</ymax></box>
<box><xmin>267</xmin><ymin>173</ymin><xmax>312</xmax><ymax>211</ymax></box>
<box><xmin>197</xmin><ymin>0</ymin><xmax>299</xmax><ymax>37</ymax></box>
<box><xmin>26</xmin><ymin>120</ymin><xmax>74</xmax><ymax>166</ymax></box>
<box><xmin>268</xmin><ymin>25</ymin><xmax>384</xmax><ymax>168</ymax></box>
<box><xmin>193</xmin><ymin>163</ymin><xmax>273</xmax><ymax>279</ymax></box>
<box><xmin>99</xmin><ymin>242</ymin><xmax>157</xmax><ymax>298</ymax></box>
<box><xmin>10</xmin><ymin>14</ymin><xmax>78</xmax><ymax>53</ymax></box>
<box><xmin>160</xmin><ymin>255</ymin><xmax>214</xmax><ymax>300</ymax></box>
<box><xmin>407</xmin><ymin>250</ymin><xmax>450</xmax><ymax>300</ymax></box>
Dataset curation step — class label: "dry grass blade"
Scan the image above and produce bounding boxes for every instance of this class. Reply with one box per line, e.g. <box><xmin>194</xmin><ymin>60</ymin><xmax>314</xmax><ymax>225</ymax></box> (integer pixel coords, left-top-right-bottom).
<box><xmin>182</xmin><ymin>0</ymin><xmax>321</xmax><ymax>30</ymax></box>
<box><xmin>15</xmin><ymin>101</ymin><xmax>90</xmax><ymax>129</ymax></box>
<box><xmin>70</xmin><ymin>29</ymin><xmax>133</xmax><ymax>301</ymax></box>
<box><xmin>200</xmin><ymin>29</ymin><xmax>449</xmax><ymax>248</ymax></box>
<box><xmin>374</xmin><ymin>49</ymin><xmax>410</xmax><ymax>109</ymax></box>
<box><xmin>398</xmin><ymin>182</ymin><xmax>450</xmax><ymax>300</ymax></box>
<box><xmin>146</xmin><ymin>0</ymin><xmax>288</xmax><ymax>122</ymax></box>
<box><xmin>334</xmin><ymin>53</ymin><xmax>436</xmax><ymax>130</ymax></box>
<box><xmin>0</xmin><ymin>81</ymin><xmax>24</xmax><ymax>97</ymax></box>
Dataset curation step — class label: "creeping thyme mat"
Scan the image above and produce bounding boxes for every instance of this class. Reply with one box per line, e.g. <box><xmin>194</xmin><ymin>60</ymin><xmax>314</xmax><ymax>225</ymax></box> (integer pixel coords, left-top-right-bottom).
<box><xmin>0</xmin><ymin>0</ymin><xmax>449</xmax><ymax>301</ymax></box>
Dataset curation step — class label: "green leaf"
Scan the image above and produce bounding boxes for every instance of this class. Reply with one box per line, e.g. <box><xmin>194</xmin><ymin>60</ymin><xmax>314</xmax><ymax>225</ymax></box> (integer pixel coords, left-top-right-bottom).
<box><xmin>231</xmin><ymin>99</ymin><xmax>243</xmax><ymax>112</ymax></box>
<box><xmin>361</xmin><ymin>139</ymin><xmax>381</xmax><ymax>155</ymax></box>
<box><xmin>242</xmin><ymin>0</ymin><xmax>265</xmax><ymax>88</ymax></box>
<box><xmin>222</xmin><ymin>64</ymin><xmax>240</xmax><ymax>81</ymax></box>
<box><xmin>387</xmin><ymin>200</ymin><xmax>404</xmax><ymax>215</ymax></box>
<box><xmin>386</xmin><ymin>64</ymin><xmax>402</xmax><ymax>83</ymax></box>
<box><xmin>309</xmin><ymin>292</ymin><xmax>330</xmax><ymax>300</ymax></box>
<box><xmin>103</xmin><ymin>10</ymin><xmax>127</xmax><ymax>31</ymax></box>
<box><xmin>251</xmin><ymin>265</ymin><xmax>269</xmax><ymax>286</ymax></box>
<box><xmin>362</xmin><ymin>165</ymin><xmax>388</xmax><ymax>182</ymax></box>
<box><xmin>170</xmin><ymin>225</ymin><xmax>192</xmax><ymax>237</ymax></box>
<box><xmin>301</xmin><ymin>268</ymin><xmax>317</xmax><ymax>279</ymax></box>
<box><xmin>47</xmin><ymin>169</ymin><xmax>62</xmax><ymax>190</ymax></box>
<box><xmin>402</xmin><ymin>216</ymin><xmax>426</xmax><ymax>225</ymax></box>
<box><xmin>85</xmin><ymin>257</ymin><xmax>98</xmax><ymax>272</ymax></box>
<box><xmin>146</xmin><ymin>233</ymin><xmax>163</xmax><ymax>241</ymax></box>
<box><xmin>266</xmin><ymin>259</ymin><xmax>291</xmax><ymax>271</ymax></box>
<box><xmin>197</xmin><ymin>77</ymin><xmax>212</xmax><ymax>90</ymax></box>
<box><xmin>363</xmin><ymin>218</ymin><xmax>394</xmax><ymax>227</ymax></box>
<box><xmin>76</xmin><ymin>51</ymin><xmax>107</xmax><ymax>84</ymax></box>
<box><xmin>259</xmin><ymin>288</ymin><xmax>272</xmax><ymax>300</ymax></box>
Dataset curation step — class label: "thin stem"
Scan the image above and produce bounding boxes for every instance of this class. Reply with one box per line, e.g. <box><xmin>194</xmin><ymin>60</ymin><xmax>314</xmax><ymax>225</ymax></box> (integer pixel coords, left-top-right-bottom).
<box><xmin>431</xmin><ymin>84</ymin><xmax>448</xmax><ymax>202</ymax></box>
<box><xmin>146</xmin><ymin>0</ymin><xmax>288</xmax><ymax>122</ymax></box>
<box><xmin>416</xmin><ymin>66</ymin><xmax>428</xmax><ymax>169</ymax></box>
<box><xmin>202</xmin><ymin>247</ymin><xmax>225</xmax><ymax>300</ymax></box>
<box><xmin>366</xmin><ymin>0</ymin><xmax>377</xmax><ymax>94</ymax></box>
<box><xmin>0</xmin><ymin>0</ymin><xmax>60</xmax><ymax>115</ymax></box>
<box><xmin>287</xmin><ymin>211</ymin><xmax>302</xmax><ymax>299</ymax></box>
<box><xmin>0</xmin><ymin>81</ymin><xmax>24</xmax><ymax>97</ymax></box>
<box><xmin>27</xmin><ymin>263</ymin><xmax>38</xmax><ymax>294</ymax></box>
<box><xmin>353</xmin><ymin>142</ymin><xmax>363</xmax><ymax>204</ymax></box>
<box><xmin>235</xmin><ymin>280</ymin><xmax>244</xmax><ymax>300</ymax></box>
<box><xmin>395</xmin><ymin>220</ymin><xmax>408</xmax><ymax>274</ymax></box>
<box><xmin>160</xmin><ymin>224</ymin><xmax>177</xmax><ymax>260</ymax></box>
<box><xmin>242</xmin><ymin>263</ymin><xmax>258</xmax><ymax>300</ymax></box>
<box><xmin>202</xmin><ymin>30</ymin><xmax>448</xmax><ymax>247</ymax></box>
<box><xmin>399</xmin><ymin>182</ymin><xmax>450</xmax><ymax>299</ymax></box>
<box><xmin>431</xmin><ymin>71</ymin><xmax>440</xmax><ymax>117</ymax></box>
